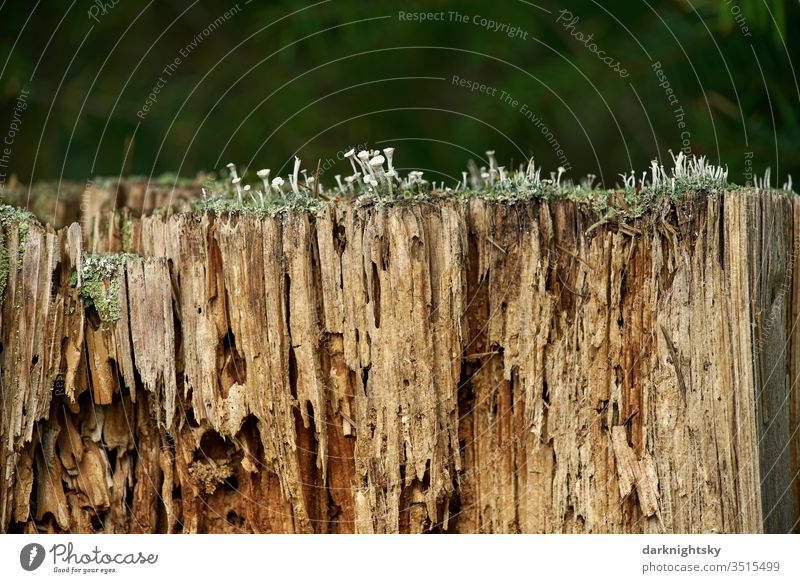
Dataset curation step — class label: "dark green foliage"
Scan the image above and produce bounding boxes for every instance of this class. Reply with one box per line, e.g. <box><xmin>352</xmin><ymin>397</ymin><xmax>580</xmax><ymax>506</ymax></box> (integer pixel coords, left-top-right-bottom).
<box><xmin>0</xmin><ymin>1</ymin><xmax>796</xmax><ymax>196</ymax></box>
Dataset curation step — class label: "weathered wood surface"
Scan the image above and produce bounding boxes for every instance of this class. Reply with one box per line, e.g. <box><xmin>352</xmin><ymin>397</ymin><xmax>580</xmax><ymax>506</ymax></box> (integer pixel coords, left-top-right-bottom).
<box><xmin>0</xmin><ymin>191</ymin><xmax>797</xmax><ymax>533</ymax></box>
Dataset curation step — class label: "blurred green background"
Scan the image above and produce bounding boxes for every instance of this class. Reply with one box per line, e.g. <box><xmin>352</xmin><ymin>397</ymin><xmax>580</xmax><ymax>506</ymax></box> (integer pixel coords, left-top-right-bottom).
<box><xmin>0</xmin><ymin>0</ymin><xmax>797</xmax><ymax>194</ymax></box>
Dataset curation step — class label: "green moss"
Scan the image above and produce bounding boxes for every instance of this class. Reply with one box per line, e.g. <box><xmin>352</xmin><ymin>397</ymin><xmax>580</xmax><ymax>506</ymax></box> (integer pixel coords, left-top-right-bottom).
<box><xmin>0</xmin><ymin>204</ymin><xmax>39</xmax><ymax>303</ymax></box>
<box><xmin>0</xmin><ymin>239</ymin><xmax>8</xmax><ymax>303</ymax></box>
<box><xmin>17</xmin><ymin>222</ymin><xmax>29</xmax><ymax>268</ymax></box>
<box><xmin>121</xmin><ymin>219</ymin><xmax>133</xmax><ymax>252</ymax></box>
<box><xmin>78</xmin><ymin>253</ymin><xmax>138</xmax><ymax>324</ymax></box>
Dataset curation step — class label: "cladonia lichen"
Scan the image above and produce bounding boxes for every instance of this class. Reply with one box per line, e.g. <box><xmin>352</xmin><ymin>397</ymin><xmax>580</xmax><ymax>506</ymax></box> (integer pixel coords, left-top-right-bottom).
<box><xmin>76</xmin><ymin>253</ymin><xmax>138</xmax><ymax>324</ymax></box>
<box><xmin>185</xmin><ymin>146</ymin><xmax>796</xmax><ymax>224</ymax></box>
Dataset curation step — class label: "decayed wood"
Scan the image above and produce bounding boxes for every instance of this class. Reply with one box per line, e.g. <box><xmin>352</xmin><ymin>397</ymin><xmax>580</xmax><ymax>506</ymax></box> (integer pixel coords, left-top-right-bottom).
<box><xmin>0</xmin><ymin>191</ymin><xmax>797</xmax><ymax>533</ymax></box>
<box><xmin>747</xmin><ymin>192</ymin><xmax>800</xmax><ymax>533</ymax></box>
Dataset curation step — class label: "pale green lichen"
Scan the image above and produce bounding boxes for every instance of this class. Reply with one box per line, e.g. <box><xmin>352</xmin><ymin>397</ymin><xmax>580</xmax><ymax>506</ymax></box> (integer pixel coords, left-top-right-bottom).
<box><xmin>17</xmin><ymin>222</ymin><xmax>29</xmax><ymax>268</ymax></box>
<box><xmin>185</xmin><ymin>148</ymin><xmax>792</xmax><ymax>224</ymax></box>
<box><xmin>76</xmin><ymin>253</ymin><xmax>138</xmax><ymax>324</ymax></box>
<box><xmin>193</xmin><ymin>190</ymin><xmax>326</xmax><ymax>217</ymax></box>
<box><xmin>87</xmin><ymin>148</ymin><xmax>795</xmax><ymax>235</ymax></box>
<box><xmin>0</xmin><ymin>204</ymin><xmax>39</xmax><ymax>302</ymax></box>
<box><xmin>0</xmin><ymin>245</ymin><xmax>7</xmax><ymax>302</ymax></box>
<box><xmin>121</xmin><ymin>219</ymin><xmax>133</xmax><ymax>252</ymax></box>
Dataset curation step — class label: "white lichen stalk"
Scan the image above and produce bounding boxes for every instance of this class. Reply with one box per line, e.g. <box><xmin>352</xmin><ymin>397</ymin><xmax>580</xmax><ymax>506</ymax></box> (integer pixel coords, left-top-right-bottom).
<box><xmin>203</xmin><ymin>145</ymin><xmax>767</xmax><ymax>216</ymax></box>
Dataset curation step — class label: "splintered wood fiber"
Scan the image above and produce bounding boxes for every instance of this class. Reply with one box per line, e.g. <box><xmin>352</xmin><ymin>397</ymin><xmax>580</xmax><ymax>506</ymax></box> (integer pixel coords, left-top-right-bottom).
<box><xmin>1</xmin><ymin>192</ymin><xmax>797</xmax><ymax>533</ymax></box>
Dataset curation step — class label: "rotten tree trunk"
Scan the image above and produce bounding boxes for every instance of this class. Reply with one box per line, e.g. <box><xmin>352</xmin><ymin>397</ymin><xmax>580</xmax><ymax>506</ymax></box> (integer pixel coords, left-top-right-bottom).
<box><xmin>1</xmin><ymin>191</ymin><xmax>798</xmax><ymax>533</ymax></box>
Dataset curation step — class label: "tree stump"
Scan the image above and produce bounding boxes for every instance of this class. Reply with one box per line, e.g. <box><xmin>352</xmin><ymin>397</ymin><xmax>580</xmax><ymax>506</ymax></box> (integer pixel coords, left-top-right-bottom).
<box><xmin>1</xmin><ymin>190</ymin><xmax>798</xmax><ymax>533</ymax></box>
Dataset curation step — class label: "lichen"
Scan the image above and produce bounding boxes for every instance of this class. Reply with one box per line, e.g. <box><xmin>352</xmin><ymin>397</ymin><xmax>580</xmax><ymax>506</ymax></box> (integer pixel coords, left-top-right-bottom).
<box><xmin>17</xmin><ymin>222</ymin><xmax>29</xmax><ymax>268</ymax></box>
<box><xmin>0</xmin><ymin>241</ymin><xmax>8</xmax><ymax>303</ymax></box>
<box><xmin>121</xmin><ymin>219</ymin><xmax>133</xmax><ymax>252</ymax></box>
<box><xmin>177</xmin><ymin>148</ymin><xmax>794</xmax><ymax>226</ymax></box>
<box><xmin>77</xmin><ymin>252</ymin><xmax>138</xmax><ymax>324</ymax></box>
<box><xmin>193</xmin><ymin>192</ymin><xmax>326</xmax><ymax>218</ymax></box>
<box><xmin>0</xmin><ymin>204</ymin><xmax>39</xmax><ymax>302</ymax></box>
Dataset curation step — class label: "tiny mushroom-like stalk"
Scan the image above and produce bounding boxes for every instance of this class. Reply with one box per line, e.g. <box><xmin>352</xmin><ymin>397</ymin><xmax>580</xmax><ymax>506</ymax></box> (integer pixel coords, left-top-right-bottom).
<box><xmin>383</xmin><ymin>147</ymin><xmax>395</xmax><ymax>173</ymax></box>
<box><xmin>257</xmin><ymin>169</ymin><xmax>271</xmax><ymax>193</ymax></box>
<box><xmin>271</xmin><ymin>176</ymin><xmax>285</xmax><ymax>197</ymax></box>
<box><xmin>369</xmin><ymin>154</ymin><xmax>385</xmax><ymax>174</ymax></box>
<box><xmin>335</xmin><ymin>174</ymin><xmax>344</xmax><ymax>191</ymax></box>
<box><xmin>385</xmin><ymin>169</ymin><xmax>396</xmax><ymax>196</ymax></box>
<box><xmin>243</xmin><ymin>183</ymin><xmax>255</xmax><ymax>205</ymax></box>
<box><xmin>232</xmin><ymin>176</ymin><xmax>243</xmax><ymax>203</ymax></box>
<box><xmin>462</xmin><ymin>171</ymin><xmax>468</xmax><ymax>190</ymax></box>
<box><xmin>671</xmin><ymin>150</ymin><xmax>684</xmax><ymax>177</ymax></box>
<box><xmin>290</xmin><ymin>157</ymin><xmax>302</xmax><ymax>195</ymax></box>
<box><xmin>556</xmin><ymin>166</ymin><xmax>565</xmax><ymax>187</ymax></box>
<box><xmin>357</xmin><ymin>150</ymin><xmax>373</xmax><ymax>176</ymax></box>
<box><xmin>345</xmin><ymin>149</ymin><xmax>359</xmax><ymax>176</ymax></box>
<box><xmin>486</xmin><ymin>150</ymin><xmax>497</xmax><ymax>173</ymax></box>
<box><xmin>226</xmin><ymin>162</ymin><xmax>239</xmax><ymax>181</ymax></box>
